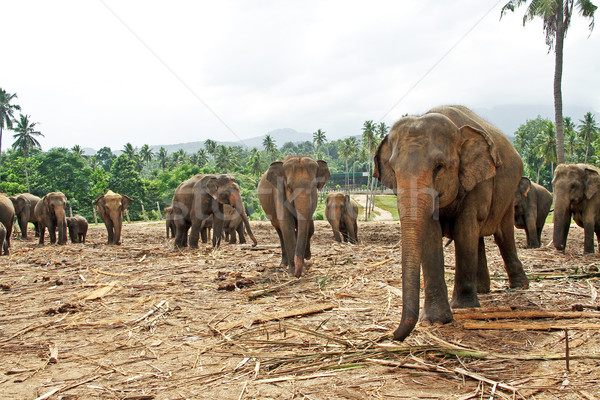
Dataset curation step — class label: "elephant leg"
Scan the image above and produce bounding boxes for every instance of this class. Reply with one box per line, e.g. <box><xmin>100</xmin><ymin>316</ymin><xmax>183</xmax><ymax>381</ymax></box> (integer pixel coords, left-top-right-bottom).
<box><xmin>48</xmin><ymin>223</ymin><xmax>57</xmax><ymax>244</ymax></box>
<box><xmin>200</xmin><ymin>226</ymin><xmax>208</xmax><ymax>243</ymax></box>
<box><xmin>212</xmin><ymin>216</ymin><xmax>223</xmax><ymax>248</ymax></box>
<box><xmin>105</xmin><ymin>220</ymin><xmax>115</xmax><ymax>244</ymax></box>
<box><xmin>237</xmin><ymin>224</ymin><xmax>246</xmax><ymax>244</ymax></box>
<box><xmin>189</xmin><ymin>221</ymin><xmax>201</xmax><ymax>248</ymax></box>
<box><xmin>421</xmin><ymin>217</ymin><xmax>452</xmax><ymax>324</ymax></box>
<box><xmin>536</xmin><ymin>225</ymin><xmax>544</xmax><ymax>248</ymax></box>
<box><xmin>19</xmin><ymin>217</ymin><xmax>28</xmax><ymax>239</ymax></box>
<box><xmin>38</xmin><ymin>223</ymin><xmax>46</xmax><ymax>244</ymax></box>
<box><xmin>584</xmin><ymin>222</ymin><xmax>595</xmax><ymax>254</ymax></box>
<box><xmin>494</xmin><ymin>207</ymin><xmax>529</xmax><ymax>289</ymax></box>
<box><xmin>330</xmin><ymin>220</ymin><xmax>342</xmax><ymax>242</ymax></box>
<box><xmin>476</xmin><ymin>237</ymin><xmax>490</xmax><ymax>294</ymax></box>
<box><xmin>228</xmin><ymin>229</ymin><xmax>236</xmax><ymax>244</ymax></box>
<box><xmin>526</xmin><ymin>214</ymin><xmax>540</xmax><ymax>248</ymax></box>
<box><xmin>596</xmin><ymin>230</ymin><xmax>600</xmax><ymax>253</ymax></box>
<box><xmin>275</xmin><ymin>228</ymin><xmax>289</xmax><ymax>266</ymax></box>
<box><xmin>304</xmin><ymin>220</ymin><xmax>314</xmax><ymax>260</ymax></box>
<box><xmin>450</xmin><ymin>221</ymin><xmax>480</xmax><ymax>309</ymax></box>
<box><xmin>34</xmin><ymin>222</ymin><xmax>40</xmax><ymax>237</ymax></box>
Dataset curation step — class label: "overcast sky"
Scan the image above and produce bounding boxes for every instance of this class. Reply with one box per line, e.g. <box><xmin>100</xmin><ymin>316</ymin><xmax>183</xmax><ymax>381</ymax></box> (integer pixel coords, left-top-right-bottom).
<box><xmin>2</xmin><ymin>0</ymin><xmax>599</xmax><ymax>152</ymax></box>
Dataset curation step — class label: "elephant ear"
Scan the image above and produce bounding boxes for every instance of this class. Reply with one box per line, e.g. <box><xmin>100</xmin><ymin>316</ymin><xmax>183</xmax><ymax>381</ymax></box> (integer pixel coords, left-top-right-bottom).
<box><xmin>373</xmin><ymin>136</ymin><xmax>397</xmax><ymax>191</ymax></box>
<box><xmin>265</xmin><ymin>161</ymin><xmax>284</xmax><ymax>187</ymax></box>
<box><xmin>518</xmin><ymin>177</ymin><xmax>532</xmax><ymax>197</ymax></box>
<box><xmin>201</xmin><ymin>176</ymin><xmax>219</xmax><ymax>200</ymax></box>
<box><xmin>584</xmin><ymin>167</ymin><xmax>600</xmax><ymax>199</ymax></box>
<box><xmin>121</xmin><ymin>195</ymin><xmax>133</xmax><ymax>211</ymax></box>
<box><xmin>315</xmin><ymin>160</ymin><xmax>330</xmax><ymax>190</ymax></box>
<box><xmin>458</xmin><ymin>125</ymin><xmax>500</xmax><ymax>192</ymax></box>
<box><xmin>93</xmin><ymin>194</ymin><xmax>105</xmax><ymax>207</ymax></box>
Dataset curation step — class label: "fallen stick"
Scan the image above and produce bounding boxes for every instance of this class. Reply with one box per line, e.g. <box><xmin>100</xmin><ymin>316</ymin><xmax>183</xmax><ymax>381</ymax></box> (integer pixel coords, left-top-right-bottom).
<box><xmin>1</xmin><ymin>313</ymin><xmax>70</xmax><ymax>343</ymax></box>
<box><xmin>89</xmin><ymin>268</ymin><xmax>131</xmax><ymax>277</ymax></box>
<box><xmin>34</xmin><ymin>375</ymin><xmax>100</xmax><ymax>400</ymax></box>
<box><xmin>365</xmin><ymin>259</ymin><xmax>394</xmax><ymax>269</ymax></box>
<box><xmin>247</xmin><ymin>279</ymin><xmax>301</xmax><ymax>300</ymax></box>
<box><xmin>217</xmin><ymin>302</ymin><xmax>335</xmax><ymax>331</ymax></box>
<box><xmin>462</xmin><ymin>321</ymin><xmax>600</xmax><ymax>331</ymax></box>
<box><xmin>454</xmin><ymin>310</ymin><xmax>600</xmax><ymax>320</ymax></box>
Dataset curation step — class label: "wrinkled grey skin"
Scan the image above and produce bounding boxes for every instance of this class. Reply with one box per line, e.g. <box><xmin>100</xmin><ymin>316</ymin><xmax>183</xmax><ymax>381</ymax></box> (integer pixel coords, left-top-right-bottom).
<box><xmin>66</xmin><ymin>215</ymin><xmax>89</xmax><ymax>243</ymax></box>
<box><xmin>34</xmin><ymin>192</ymin><xmax>68</xmax><ymax>245</ymax></box>
<box><xmin>325</xmin><ymin>193</ymin><xmax>358</xmax><ymax>244</ymax></box>
<box><xmin>9</xmin><ymin>193</ymin><xmax>41</xmax><ymax>238</ymax></box>
<box><xmin>374</xmin><ymin>105</ymin><xmax>528</xmax><ymax>341</ymax></box>
<box><xmin>0</xmin><ymin>195</ymin><xmax>15</xmax><ymax>251</ymax></box>
<box><xmin>93</xmin><ymin>190</ymin><xmax>133</xmax><ymax>245</ymax></box>
<box><xmin>514</xmin><ymin>177</ymin><xmax>553</xmax><ymax>248</ymax></box>
<box><xmin>258</xmin><ymin>156</ymin><xmax>330</xmax><ymax>277</ymax></box>
<box><xmin>553</xmin><ymin>164</ymin><xmax>600</xmax><ymax>254</ymax></box>
<box><xmin>0</xmin><ymin>222</ymin><xmax>8</xmax><ymax>255</ymax></box>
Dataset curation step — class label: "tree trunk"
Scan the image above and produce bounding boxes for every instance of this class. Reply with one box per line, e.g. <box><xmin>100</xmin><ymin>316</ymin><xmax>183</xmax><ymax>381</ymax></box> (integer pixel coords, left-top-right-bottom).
<box><xmin>24</xmin><ymin>152</ymin><xmax>30</xmax><ymax>193</ymax></box>
<box><xmin>554</xmin><ymin>4</ymin><xmax>566</xmax><ymax>165</ymax></box>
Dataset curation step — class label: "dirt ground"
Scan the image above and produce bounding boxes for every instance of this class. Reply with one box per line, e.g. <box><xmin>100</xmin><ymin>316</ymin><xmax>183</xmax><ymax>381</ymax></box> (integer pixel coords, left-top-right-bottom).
<box><xmin>1</xmin><ymin>220</ymin><xmax>600</xmax><ymax>400</ymax></box>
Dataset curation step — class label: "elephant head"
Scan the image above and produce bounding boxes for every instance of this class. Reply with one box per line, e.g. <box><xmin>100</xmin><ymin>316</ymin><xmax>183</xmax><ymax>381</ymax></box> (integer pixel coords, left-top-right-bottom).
<box><xmin>514</xmin><ymin>177</ymin><xmax>532</xmax><ymax>225</ymax></box>
<box><xmin>197</xmin><ymin>174</ymin><xmax>257</xmax><ymax>247</ymax></box>
<box><xmin>264</xmin><ymin>156</ymin><xmax>330</xmax><ymax>277</ymax></box>
<box><xmin>325</xmin><ymin>193</ymin><xmax>358</xmax><ymax>243</ymax></box>
<box><xmin>93</xmin><ymin>190</ymin><xmax>133</xmax><ymax>245</ymax></box>
<box><xmin>43</xmin><ymin>192</ymin><xmax>68</xmax><ymax>245</ymax></box>
<box><xmin>552</xmin><ymin>164</ymin><xmax>600</xmax><ymax>251</ymax></box>
<box><xmin>374</xmin><ymin>113</ymin><xmax>500</xmax><ymax>341</ymax></box>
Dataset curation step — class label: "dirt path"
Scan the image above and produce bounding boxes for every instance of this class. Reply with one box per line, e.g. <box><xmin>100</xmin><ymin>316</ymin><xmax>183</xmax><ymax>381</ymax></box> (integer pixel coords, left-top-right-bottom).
<box><xmin>352</xmin><ymin>194</ymin><xmax>394</xmax><ymax>221</ymax></box>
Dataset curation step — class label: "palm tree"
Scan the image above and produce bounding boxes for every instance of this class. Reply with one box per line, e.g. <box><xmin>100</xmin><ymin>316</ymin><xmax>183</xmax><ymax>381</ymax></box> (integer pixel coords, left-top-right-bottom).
<box><xmin>263</xmin><ymin>134</ymin><xmax>278</xmax><ymax>163</ymax></box>
<box><xmin>501</xmin><ymin>0</ymin><xmax>598</xmax><ymax>164</ymax></box>
<box><xmin>535</xmin><ymin>120</ymin><xmax>557</xmax><ymax>181</ymax></box>
<box><xmin>362</xmin><ymin>120</ymin><xmax>379</xmax><ymax>218</ymax></box>
<box><xmin>71</xmin><ymin>145</ymin><xmax>84</xmax><ymax>157</ymax></box>
<box><xmin>376</xmin><ymin>122</ymin><xmax>389</xmax><ymax>139</ymax></box>
<box><xmin>123</xmin><ymin>143</ymin><xmax>137</xmax><ymax>160</ymax></box>
<box><xmin>0</xmin><ymin>89</ymin><xmax>21</xmax><ymax>180</ymax></box>
<box><xmin>172</xmin><ymin>149</ymin><xmax>186</xmax><ymax>166</ymax></box>
<box><xmin>563</xmin><ymin>116</ymin><xmax>579</xmax><ymax>161</ymax></box>
<box><xmin>248</xmin><ymin>148</ymin><xmax>263</xmax><ymax>178</ymax></box>
<box><xmin>338</xmin><ymin>138</ymin><xmax>356</xmax><ymax>188</ymax></box>
<box><xmin>215</xmin><ymin>145</ymin><xmax>236</xmax><ymax>172</ymax></box>
<box><xmin>579</xmin><ymin>112</ymin><xmax>599</xmax><ymax>163</ymax></box>
<box><xmin>158</xmin><ymin>147</ymin><xmax>168</xmax><ymax>170</ymax></box>
<box><xmin>140</xmin><ymin>144</ymin><xmax>153</xmax><ymax>166</ymax></box>
<box><xmin>12</xmin><ymin>114</ymin><xmax>44</xmax><ymax>192</ymax></box>
<box><xmin>204</xmin><ymin>139</ymin><xmax>217</xmax><ymax>157</ymax></box>
<box><xmin>313</xmin><ymin>129</ymin><xmax>327</xmax><ymax>158</ymax></box>
<box><xmin>196</xmin><ymin>148</ymin><xmax>209</xmax><ymax>167</ymax></box>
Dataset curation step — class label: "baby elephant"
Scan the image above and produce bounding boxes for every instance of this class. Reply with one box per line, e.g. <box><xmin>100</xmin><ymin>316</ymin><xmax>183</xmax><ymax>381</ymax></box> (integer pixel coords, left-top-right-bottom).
<box><xmin>325</xmin><ymin>193</ymin><xmax>359</xmax><ymax>244</ymax></box>
<box><xmin>0</xmin><ymin>222</ymin><xmax>8</xmax><ymax>255</ymax></box>
<box><xmin>66</xmin><ymin>215</ymin><xmax>89</xmax><ymax>243</ymax></box>
<box><xmin>222</xmin><ymin>204</ymin><xmax>245</xmax><ymax>244</ymax></box>
<box><xmin>514</xmin><ymin>177</ymin><xmax>553</xmax><ymax>248</ymax></box>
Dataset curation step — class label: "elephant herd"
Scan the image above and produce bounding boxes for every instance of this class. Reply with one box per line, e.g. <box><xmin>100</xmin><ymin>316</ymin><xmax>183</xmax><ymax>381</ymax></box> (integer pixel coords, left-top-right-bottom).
<box><xmin>0</xmin><ymin>189</ymin><xmax>134</xmax><ymax>253</ymax></box>
<box><xmin>3</xmin><ymin>106</ymin><xmax>600</xmax><ymax>342</ymax></box>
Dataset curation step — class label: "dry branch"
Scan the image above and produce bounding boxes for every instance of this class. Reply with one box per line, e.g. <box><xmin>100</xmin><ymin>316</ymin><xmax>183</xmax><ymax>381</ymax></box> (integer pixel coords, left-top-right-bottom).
<box><xmin>454</xmin><ymin>310</ymin><xmax>600</xmax><ymax>320</ymax></box>
<box><xmin>217</xmin><ymin>302</ymin><xmax>335</xmax><ymax>331</ymax></box>
<box><xmin>462</xmin><ymin>321</ymin><xmax>600</xmax><ymax>331</ymax></box>
<box><xmin>246</xmin><ymin>279</ymin><xmax>301</xmax><ymax>300</ymax></box>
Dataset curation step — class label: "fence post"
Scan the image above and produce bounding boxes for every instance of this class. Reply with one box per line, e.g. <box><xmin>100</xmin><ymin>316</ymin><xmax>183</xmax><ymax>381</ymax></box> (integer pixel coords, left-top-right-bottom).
<box><xmin>156</xmin><ymin>202</ymin><xmax>163</xmax><ymax>220</ymax></box>
<box><xmin>69</xmin><ymin>206</ymin><xmax>73</xmax><ymax>217</ymax></box>
<box><xmin>92</xmin><ymin>207</ymin><xmax>98</xmax><ymax>224</ymax></box>
<box><xmin>125</xmin><ymin>209</ymin><xmax>131</xmax><ymax>223</ymax></box>
<box><xmin>141</xmin><ymin>203</ymin><xmax>148</xmax><ymax>221</ymax></box>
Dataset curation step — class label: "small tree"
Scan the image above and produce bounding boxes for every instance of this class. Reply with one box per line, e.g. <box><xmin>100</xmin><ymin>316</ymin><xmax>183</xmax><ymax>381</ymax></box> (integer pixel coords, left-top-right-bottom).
<box><xmin>11</xmin><ymin>114</ymin><xmax>43</xmax><ymax>192</ymax></box>
<box><xmin>579</xmin><ymin>112</ymin><xmax>599</xmax><ymax>163</ymax></box>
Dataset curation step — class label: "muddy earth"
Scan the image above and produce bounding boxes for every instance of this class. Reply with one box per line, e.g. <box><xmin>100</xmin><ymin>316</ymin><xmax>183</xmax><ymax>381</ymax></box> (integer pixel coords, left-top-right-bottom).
<box><xmin>1</xmin><ymin>220</ymin><xmax>599</xmax><ymax>399</ymax></box>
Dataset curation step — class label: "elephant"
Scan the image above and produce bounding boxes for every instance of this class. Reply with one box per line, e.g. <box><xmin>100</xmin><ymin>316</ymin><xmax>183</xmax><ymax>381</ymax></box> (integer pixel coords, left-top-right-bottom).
<box><xmin>552</xmin><ymin>163</ymin><xmax>600</xmax><ymax>254</ymax></box>
<box><xmin>325</xmin><ymin>193</ymin><xmax>358</xmax><ymax>244</ymax></box>
<box><xmin>34</xmin><ymin>192</ymin><xmax>68</xmax><ymax>245</ymax></box>
<box><xmin>514</xmin><ymin>177</ymin><xmax>553</xmax><ymax>248</ymax></box>
<box><xmin>373</xmin><ymin>105</ymin><xmax>529</xmax><ymax>341</ymax></box>
<box><xmin>171</xmin><ymin>174</ymin><xmax>257</xmax><ymax>248</ymax></box>
<box><xmin>93</xmin><ymin>190</ymin><xmax>133</xmax><ymax>245</ymax></box>
<box><xmin>222</xmin><ymin>204</ymin><xmax>245</xmax><ymax>244</ymax></box>
<box><xmin>0</xmin><ymin>222</ymin><xmax>7</xmax><ymax>255</ymax></box>
<box><xmin>9</xmin><ymin>193</ymin><xmax>41</xmax><ymax>238</ymax></box>
<box><xmin>258</xmin><ymin>156</ymin><xmax>330</xmax><ymax>277</ymax></box>
<box><xmin>0</xmin><ymin>195</ymin><xmax>15</xmax><ymax>252</ymax></box>
<box><xmin>164</xmin><ymin>206</ymin><xmax>176</xmax><ymax>238</ymax></box>
<box><xmin>66</xmin><ymin>215</ymin><xmax>88</xmax><ymax>243</ymax></box>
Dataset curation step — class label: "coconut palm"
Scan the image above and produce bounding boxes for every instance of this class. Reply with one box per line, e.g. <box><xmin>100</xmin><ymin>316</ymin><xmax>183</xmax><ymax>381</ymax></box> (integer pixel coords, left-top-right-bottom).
<box><xmin>313</xmin><ymin>129</ymin><xmax>327</xmax><ymax>157</ymax></box>
<box><xmin>362</xmin><ymin>120</ymin><xmax>379</xmax><ymax>218</ymax></box>
<box><xmin>140</xmin><ymin>144</ymin><xmax>154</xmax><ymax>166</ymax></box>
<box><xmin>501</xmin><ymin>0</ymin><xmax>598</xmax><ymax>164</ymax></box>
<box><xmin>71</xmin><ymin>145</ymin><xmax>84</xmax><ymax>157</ymax></box>
<box><xmin>158</xmin><ymin>147</ymin><xmax>168</xmax><ymax>170</ymax></box>
<box><xmin>376</xmin><ymin>122</ymin><xmax>389</xmax><ymax>139</ymax></box>
<box><xmin>248</xmin><ymin>148</ymin><xmax>263</xmax><ymax>178</ymax></box>
<box><xmin>195</xmin><ymin>148</ymin><xmax>208</xmax><ymax>167</ymax></box>
<box><xmin>563</xmin><ymin>117</ymin><xmax>580</xmax><ymax>161</ymax></box>
<box><xmin>263</xmin><ymin>134</ymin><xmax>278</xmax><ymax>163</ymax></box>
<box><xmin>338</xmin><ymin>137</ymin><xmax>356</xmax><ymax>188</ymax></box>
<box><xmin>12</xmin><ymin>114</ymin><xmax>44</xmax><ymax>192</ymax></box>
<box><xmin>123</xmin><ymin>143</ymin><xmax>137</xmax><ymax>160</ymax></box>
<box><xmin>579</xmin><ymin>112</ymin><xmax>599</xmax><ymax>163</ymax></box>
<box><xmin>535</xmin><ymin>120</ymin><xmax>557</xmax><ymax>181</ymax></box>
<box><xmin>0</xmin><ymin>89</ymin><xmax>21</xmax><ymax>180</ymax></box>
<box><xmin>204</xmin><ymin>139</ymin><xmax>217</xmax><ymax>157</ymax></box>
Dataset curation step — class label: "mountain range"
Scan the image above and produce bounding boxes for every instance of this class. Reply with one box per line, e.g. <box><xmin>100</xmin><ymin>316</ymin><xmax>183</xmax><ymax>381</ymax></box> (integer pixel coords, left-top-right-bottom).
<box><xmin>83</xmin><ymin>104</ymin><xmax>598</xmax><ymax>155</ymax></box>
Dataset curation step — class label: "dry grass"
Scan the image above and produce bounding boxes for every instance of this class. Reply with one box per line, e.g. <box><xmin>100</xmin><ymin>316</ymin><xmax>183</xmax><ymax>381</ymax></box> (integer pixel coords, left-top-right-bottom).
<box><xmin>1</xmin><ymin>220</ymin><xmax>599</xmax><ymax>399</ymax></box>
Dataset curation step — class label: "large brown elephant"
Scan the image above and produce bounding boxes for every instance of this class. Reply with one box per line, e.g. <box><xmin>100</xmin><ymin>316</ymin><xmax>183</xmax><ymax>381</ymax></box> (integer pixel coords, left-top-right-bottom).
<box><xmin>171</xmin><ymin>174</ymin><xmax>257</xmax><ymax>248</ymax></box>
<box><xmin>325</xmin><ymin>193</ymin><xmax>358</xmax><ymax>244</ymax></box>
<box><xmin>374</xmin><ymin>105</ymin><xmax>529</xmax><ymax>341</ymax></box>
<box><xmin>258</xmin><ymin>156</ymin><xmax>330</xmax><ymax>277</ymax></box>
<box><xmin>93</xmin><ymin>190</ymin><xmax>133</xmax><ymax>245</ymax></box>
<box><xmin>10</xmin><ymin>193</ymin><xmax>41</xmax><ymax>238</ymax></box>
<box><xmin>514</xmin><ymin>177</ymin><xmax>553</xmax><ymax>248</ymax></box>
<box><xmin>34</xmin><ymin>192</ymin><xmax>68</xmax><ymax>245</ymax></box>
<box><xmin>552</xmin><ymin>164</ymin><xmax>600</xmax><ymax>253</ymax></box>
<box><xmin>0</xmin><ymin>194</ymin><xmax>15</xmax><ymax>252</ymax></box>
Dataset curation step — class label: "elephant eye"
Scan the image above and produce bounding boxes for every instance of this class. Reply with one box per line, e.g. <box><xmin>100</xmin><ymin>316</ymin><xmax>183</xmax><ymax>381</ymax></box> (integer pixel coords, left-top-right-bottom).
<box><xmin>433</xmin><ymin>162</ymin><xmax>444</xmax><ymax>177</ymax></box>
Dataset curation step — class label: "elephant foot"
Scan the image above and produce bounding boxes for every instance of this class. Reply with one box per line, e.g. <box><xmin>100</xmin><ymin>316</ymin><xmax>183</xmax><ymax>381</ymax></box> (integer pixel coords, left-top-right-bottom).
<box><xmin>420</xmin><ymin>305</ymin><xmax>453</xmax><ymax>325</ymax></box>
<box><xmin>507</xmin><ymin>270</ymin><xmax>529</xmax><ymax>289</ymax></box>
<box><xmin>477</xmin><ymin>278</ymin><xmax>491</xmax><ymax>294</ymax></box>
<box><xmin>450</xmin><ymin>292</ymin><xmax>480</xmax><ymax>309</ymax></box>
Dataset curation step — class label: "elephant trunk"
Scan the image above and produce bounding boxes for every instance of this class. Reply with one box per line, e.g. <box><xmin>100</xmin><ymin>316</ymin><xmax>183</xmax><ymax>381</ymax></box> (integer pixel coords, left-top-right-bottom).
<box><xmin>552</xmin><ymin>197</ymin><xmax>571</xmax><ymax>251</ymax></box>
<box><xmin>293</xmin><ymin>192</ymin><xmax>313</xmax><ymax>278</ymax></box>
<box><xmin>55</xmin><ymin>208</ymin><xmax>67</xmax><ymax>245</ymax></box>
<box><xmin>393</xmin><ymin>174</ymin><xmax>434</xmax><ymax>341</ymax></box>
<box><xmin>230</xmin><ymin>192</ymin><xmax>258</xmax><ymax>246</ymax></box>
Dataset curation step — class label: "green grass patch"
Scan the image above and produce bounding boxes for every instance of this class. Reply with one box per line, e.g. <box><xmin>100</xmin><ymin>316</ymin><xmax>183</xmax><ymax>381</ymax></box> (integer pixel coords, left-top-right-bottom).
<box><xmin>374</xmin><ymin>195</ymin><xmax>399</xmax><ymax>220</ymax></box>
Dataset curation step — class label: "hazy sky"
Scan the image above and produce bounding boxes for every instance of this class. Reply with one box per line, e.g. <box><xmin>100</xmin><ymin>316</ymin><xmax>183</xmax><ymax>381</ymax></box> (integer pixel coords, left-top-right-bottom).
<box><xmin>2</xmin><ymin>0</ymin><xmax>599</xmax><ymax>151</ymax></box>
